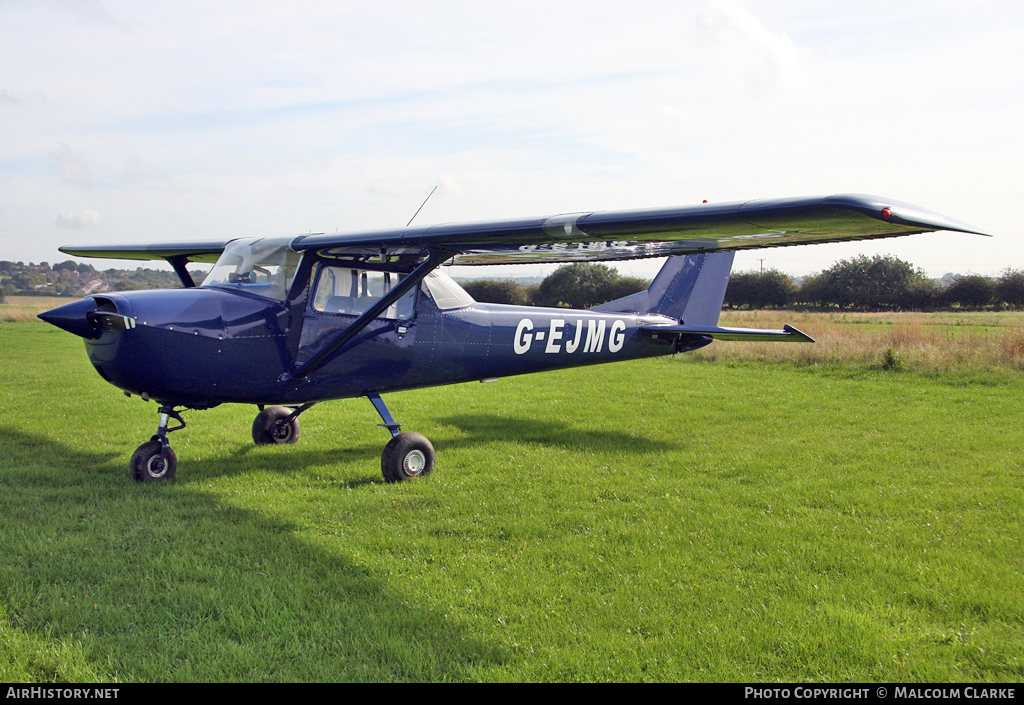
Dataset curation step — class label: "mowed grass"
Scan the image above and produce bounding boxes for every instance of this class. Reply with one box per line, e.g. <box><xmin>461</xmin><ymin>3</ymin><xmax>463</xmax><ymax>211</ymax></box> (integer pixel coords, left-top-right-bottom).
<box><xmin>0</xmin><ymin>320</ymin><xmax>1022</xmax><ymax>682</ymax></box>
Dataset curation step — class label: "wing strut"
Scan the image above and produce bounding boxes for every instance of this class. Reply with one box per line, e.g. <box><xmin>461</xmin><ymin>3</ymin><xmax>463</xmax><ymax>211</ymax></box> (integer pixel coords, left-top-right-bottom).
<box><xmin>168</xmin><ymin>255</ymin><xmax>197</xmax><ymax>288</ymax></box>
<box><xmin>278</xmin><ymin>249</ymin><xmax>450</xmax><ymax>384</ymax></box>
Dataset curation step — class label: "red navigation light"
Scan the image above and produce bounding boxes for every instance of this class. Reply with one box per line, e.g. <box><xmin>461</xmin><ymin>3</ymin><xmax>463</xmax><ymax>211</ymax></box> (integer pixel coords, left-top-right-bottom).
<box><xmin>881</xmin><ymin>207</ymin><xmax>892</xmax><ymax>219</ymax></box>
<box><xmin>703</xmin><ymin>200</ymin><xmax>708</xmax><ymax>203</ymax></box>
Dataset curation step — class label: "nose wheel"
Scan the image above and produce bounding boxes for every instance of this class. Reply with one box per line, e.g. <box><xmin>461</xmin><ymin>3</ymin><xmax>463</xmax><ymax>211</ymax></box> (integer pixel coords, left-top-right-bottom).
<box><xmin>130</xmin><ymin>441</ymin><xmax>177</xmax><ymax>481</ymax></box>
<box><xmin>130</xmin><ymin>406</ymin><xmax>185</xmax><ymax>482</ymax></box>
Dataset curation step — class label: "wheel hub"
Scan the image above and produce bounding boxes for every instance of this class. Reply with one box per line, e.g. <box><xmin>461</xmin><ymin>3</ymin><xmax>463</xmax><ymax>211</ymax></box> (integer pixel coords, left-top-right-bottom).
<box><xmin>147</xmin><ymin>455</ymin><xmax>167</xmax><ymax>478</ymax></box>
<box><xmin>403</xmin><ymin>449</ymin><xmax>426</xmax><ymax>476</ymax></box>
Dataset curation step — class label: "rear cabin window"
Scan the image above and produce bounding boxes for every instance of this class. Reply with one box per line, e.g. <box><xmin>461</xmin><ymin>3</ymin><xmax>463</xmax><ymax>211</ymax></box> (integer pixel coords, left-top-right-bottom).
<box><xmin>422</xmin><ymin>270</ymin><xmax>475</xmax><ymax>310</ymax></box>
<box><xmin>312</xmin><ymin>265</ymin><xmax>416</xmax><ymax>320</ymax></box>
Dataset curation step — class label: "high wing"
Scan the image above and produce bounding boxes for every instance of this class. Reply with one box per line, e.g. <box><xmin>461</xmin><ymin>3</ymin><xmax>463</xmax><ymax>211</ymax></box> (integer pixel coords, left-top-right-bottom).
<box><xmin>59</xmin><ymin>193</ymin><xmax>989</xmax><ymax>267</ymax></box>
<box><xmin>58</xmin><ymin>241</ymin><xmax>229</xmax><ymax>263</ymax></box>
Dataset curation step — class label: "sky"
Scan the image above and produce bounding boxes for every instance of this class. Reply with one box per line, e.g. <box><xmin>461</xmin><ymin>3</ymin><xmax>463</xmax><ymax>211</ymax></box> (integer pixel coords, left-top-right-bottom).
<box><xmin>1</xmin><ymin>0</ymin><xmax>1021</xmax><ymax>280</ymax></box>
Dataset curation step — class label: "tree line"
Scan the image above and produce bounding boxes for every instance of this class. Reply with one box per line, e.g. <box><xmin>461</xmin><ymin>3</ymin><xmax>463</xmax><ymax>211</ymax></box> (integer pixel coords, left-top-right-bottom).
<box><xmin>5</xmin><ymin>255</ymin><xmax>1021</xmax><ymax>312</ymax></box>
<box><xmin>461</xmin><ymin>263</ymin><xmax>649</xmax><ymax>309</ymax></box>
<box><xmin>725</xmin><ymin>255</ymin><xmax>1024</xmax><ymax>310</ymax></box>
<box><xmin>462</xmin><ymin>256</ymin><xmax>1024</xmax><ymax>311</ymax></box>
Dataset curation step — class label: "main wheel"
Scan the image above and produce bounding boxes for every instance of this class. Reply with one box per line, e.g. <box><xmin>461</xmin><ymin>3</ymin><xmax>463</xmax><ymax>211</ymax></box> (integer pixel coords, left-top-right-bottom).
<box><xmin>252</xmin><ymin>406</ymin><xmax>300</xmax><ymax>445</ymax></box>
<box><xmin>130</xmin><ymin>440</ymin><xmax>177</xmax><ymax>482</ymax></box>
<box><xmin>381</xmin><ymin>432</ymin><xmax>435</xmax><ymax>483</ymax></box>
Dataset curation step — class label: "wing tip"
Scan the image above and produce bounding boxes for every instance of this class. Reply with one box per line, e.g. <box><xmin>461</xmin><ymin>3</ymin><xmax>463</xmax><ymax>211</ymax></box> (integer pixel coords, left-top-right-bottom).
<box><xmin>829</xmin><ymin>193</ymin><xmax>991</xmax><ymax>237</ymax></box>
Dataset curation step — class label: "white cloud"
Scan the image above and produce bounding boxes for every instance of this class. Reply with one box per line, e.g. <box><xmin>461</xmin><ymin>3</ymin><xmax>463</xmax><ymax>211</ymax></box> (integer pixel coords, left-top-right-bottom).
<box><xmin>437</xmin><ymin>175</ymin><xmax>464</xmax><ymax>198</ymax></box>
<box><xmin>124</xmin><ymin>156</ymin><xmax>165</xmax><ymax>182</ymax></box>
<box><xmin>287</xmin><ymin>154</ymin><xmax>333</xmax><ymax>174</ymax></box>
<box><xmin>55</xmin><ymin>208</ymin><xmax>102</xmax><ymax>229</ymax></box>
<box><xmin>368</xmin><ymin>177</ymin><xmax>463</xmax><ymax>200</ymax></box>
<box><xmin>54</xmin><ymin>0</ymin><xmax>115</xmax><ymax>25</ymax></box>
<box><xmin>0</xmin><ymin>88</ymin><xmax>17</xmax><ymax>105</ymax></box>
<box><xmin>367</xmin><ymin>181</ymin><xmax>404</xmax><ymax>198</ymax></box>
<box><xmin>695</xmin><ymin>0</ymin><xmax>805</xmax><ymax>93</ymax></box>
<box><xmin>51</xmin><ymin>144</ymin><xmax>95</xmax><ymax>190</ymax></box>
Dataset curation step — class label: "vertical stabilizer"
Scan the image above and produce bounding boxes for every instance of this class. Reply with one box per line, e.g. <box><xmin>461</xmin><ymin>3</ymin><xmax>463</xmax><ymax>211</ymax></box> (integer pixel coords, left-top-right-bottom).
<box><xmin>591</xmin><ymin>251</ymin><xmax>735</xmax><ymax>326</ymax></box>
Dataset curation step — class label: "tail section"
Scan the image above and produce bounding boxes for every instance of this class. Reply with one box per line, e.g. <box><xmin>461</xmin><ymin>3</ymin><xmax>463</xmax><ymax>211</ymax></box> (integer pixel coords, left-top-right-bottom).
<box><xmin>592</xmin><ymin>251</ymin><xmax>735</xmax><ymax>326</ymax></box>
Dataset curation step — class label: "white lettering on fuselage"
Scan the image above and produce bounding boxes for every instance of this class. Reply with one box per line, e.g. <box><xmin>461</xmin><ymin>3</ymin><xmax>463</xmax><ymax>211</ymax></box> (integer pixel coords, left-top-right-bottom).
<box><xmin>545</xmin><ymin>319</ymin><xmax>564</xmax><ymax>353</ymax></box>
<box><xmin>514</xmin><ymin>318</ymin><xmax>629</xmax><ymax>355</ymax></box>
<box><xmin>565</xmin><ymin>321</ymin><xmax>583</xmax><ymax>353</ymax></box>
<box><xmin>584</xmin><ymin>319</ymin><xmax>606</xmax><ymax>353</ymax></box>
<box><xmin>514</xmin><ymin>319</ymin><xmax>534</xmax><ymax>354</ymax></box>
<box><xmin>609</xmin><ymin>319</ymin><xmax>626</xmax><ymax>352</ymax></box>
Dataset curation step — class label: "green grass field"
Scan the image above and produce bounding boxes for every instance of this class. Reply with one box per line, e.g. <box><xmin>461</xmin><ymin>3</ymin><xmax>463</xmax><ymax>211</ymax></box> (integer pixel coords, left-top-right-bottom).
<box><xmin>1</xmin><ymin>320</ymin><xmax>1022</xmax><ymax>682</ymax></box>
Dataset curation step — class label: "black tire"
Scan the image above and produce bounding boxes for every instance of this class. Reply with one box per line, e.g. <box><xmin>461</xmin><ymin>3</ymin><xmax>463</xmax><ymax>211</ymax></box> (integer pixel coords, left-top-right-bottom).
<box><xmin>381</xmin><ymin>432</ymin><xmax>435</xmax><ymax>483</ymax></box>
<box><xmin>252</xmin><ymin>406</ymin><xmax>300</xmax><ymax>445</ymax></box>
<box><xmin>130</xmin><ymin>440</ymin><xmax>177</xmax><ymax>482</ymax></box>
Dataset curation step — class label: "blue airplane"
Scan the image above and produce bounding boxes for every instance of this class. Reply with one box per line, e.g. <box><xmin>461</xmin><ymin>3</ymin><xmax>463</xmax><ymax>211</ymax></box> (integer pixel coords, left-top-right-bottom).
<box><xmin>38</xmin><ymin>194</ymin><xmax>987</xmax><ymax>483</ymax></box>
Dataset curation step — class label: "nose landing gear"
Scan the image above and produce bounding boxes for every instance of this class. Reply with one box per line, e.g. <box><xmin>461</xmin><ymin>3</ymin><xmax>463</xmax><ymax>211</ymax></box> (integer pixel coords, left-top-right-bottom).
<box><xmin>130</xmin><ymin>406</ymin><xmax>186</xmax><ymax>482</ymax></box>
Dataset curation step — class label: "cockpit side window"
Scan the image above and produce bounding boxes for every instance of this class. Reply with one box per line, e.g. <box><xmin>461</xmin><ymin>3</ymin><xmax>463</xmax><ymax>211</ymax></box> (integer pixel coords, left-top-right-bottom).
<box><xmin>311</xmin><ymin>264</ymin><xmax>416</xmax><ymax>320</ymax></box>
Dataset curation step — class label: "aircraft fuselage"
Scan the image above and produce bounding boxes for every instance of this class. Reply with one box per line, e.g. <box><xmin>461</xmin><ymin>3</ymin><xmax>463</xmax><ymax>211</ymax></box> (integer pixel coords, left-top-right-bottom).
<box><xmin>74</xmin><ymin>287</ymin><xmax>706</xmax><ymax>407</ymax></box>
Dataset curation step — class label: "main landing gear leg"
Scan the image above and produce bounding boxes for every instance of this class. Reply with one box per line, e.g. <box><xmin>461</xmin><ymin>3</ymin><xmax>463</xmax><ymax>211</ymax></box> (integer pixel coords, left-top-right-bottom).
<box><xmin>130</xmin><ymin>406</ymin><xmax>186</xmax><ymax>482</ymax></box>
<box><xmin>368</xmin><ymin>392</ymin><xmax>434</xmax><ymax>483</ymax></box>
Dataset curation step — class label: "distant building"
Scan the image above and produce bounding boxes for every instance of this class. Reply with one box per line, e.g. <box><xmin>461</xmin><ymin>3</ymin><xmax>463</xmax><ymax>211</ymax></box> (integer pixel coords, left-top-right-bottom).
<box><xmin>78</xmin><ymin>278</ymin><xmax>107</xmax><ymax>295</ymax></box>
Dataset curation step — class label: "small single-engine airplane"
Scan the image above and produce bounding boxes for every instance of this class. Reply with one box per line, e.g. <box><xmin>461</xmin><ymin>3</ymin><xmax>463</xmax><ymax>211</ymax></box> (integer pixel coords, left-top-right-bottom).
<box><xmin>39</xmin><ymin>194</ymin><xmax>987</xmax><ymax>483</ymax></box>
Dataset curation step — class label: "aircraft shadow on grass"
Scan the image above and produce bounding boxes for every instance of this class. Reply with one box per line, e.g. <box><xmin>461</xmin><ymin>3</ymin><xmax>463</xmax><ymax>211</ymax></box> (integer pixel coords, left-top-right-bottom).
<box><xmin>224</xmin><ymin>439</ymin><xmax>382</xmax><ymax>487</ymax></box>
<box><xmin>0</xmin><ymin>426</ymin><xmax>504</xmax><ymax>681</ymax></box>
<box><xmin>214</xmin><ymin>413</ymin><xmax>676</xmax><ymax>484</ymax></box>
<box><xmin>435</xmin><ymin>414</ymin><xmax>677</xmax><ymax>454</ymax></box>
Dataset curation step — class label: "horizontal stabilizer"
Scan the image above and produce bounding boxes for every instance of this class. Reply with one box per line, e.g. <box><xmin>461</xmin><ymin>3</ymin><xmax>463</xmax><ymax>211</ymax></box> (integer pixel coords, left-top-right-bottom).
<box><xmin>639</xmin><ymin>323</ymin><xmax>814</xmax><ymax>343</ymax></box>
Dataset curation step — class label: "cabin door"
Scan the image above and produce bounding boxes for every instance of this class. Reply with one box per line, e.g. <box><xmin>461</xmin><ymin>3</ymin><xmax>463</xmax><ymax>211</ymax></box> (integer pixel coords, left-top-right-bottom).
<box><xmin>295</xmin><ymin>263</ymin><xmax>418</xmax><ymax>386</ymax></box>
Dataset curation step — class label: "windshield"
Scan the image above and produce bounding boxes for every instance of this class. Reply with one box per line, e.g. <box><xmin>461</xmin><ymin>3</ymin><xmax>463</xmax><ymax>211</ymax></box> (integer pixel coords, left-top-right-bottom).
<box><xmin>202</xmin><ymin>237</ymin><xmax>301</xmax><ymax>301</ymax></box>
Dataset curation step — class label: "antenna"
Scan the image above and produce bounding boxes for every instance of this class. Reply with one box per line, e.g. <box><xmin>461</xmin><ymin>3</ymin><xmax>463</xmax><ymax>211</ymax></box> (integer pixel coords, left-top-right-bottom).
<box><xmin>406</xmin><ymin>185</ymin><xmax>438</xmax><ymax>227</ymax></box>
